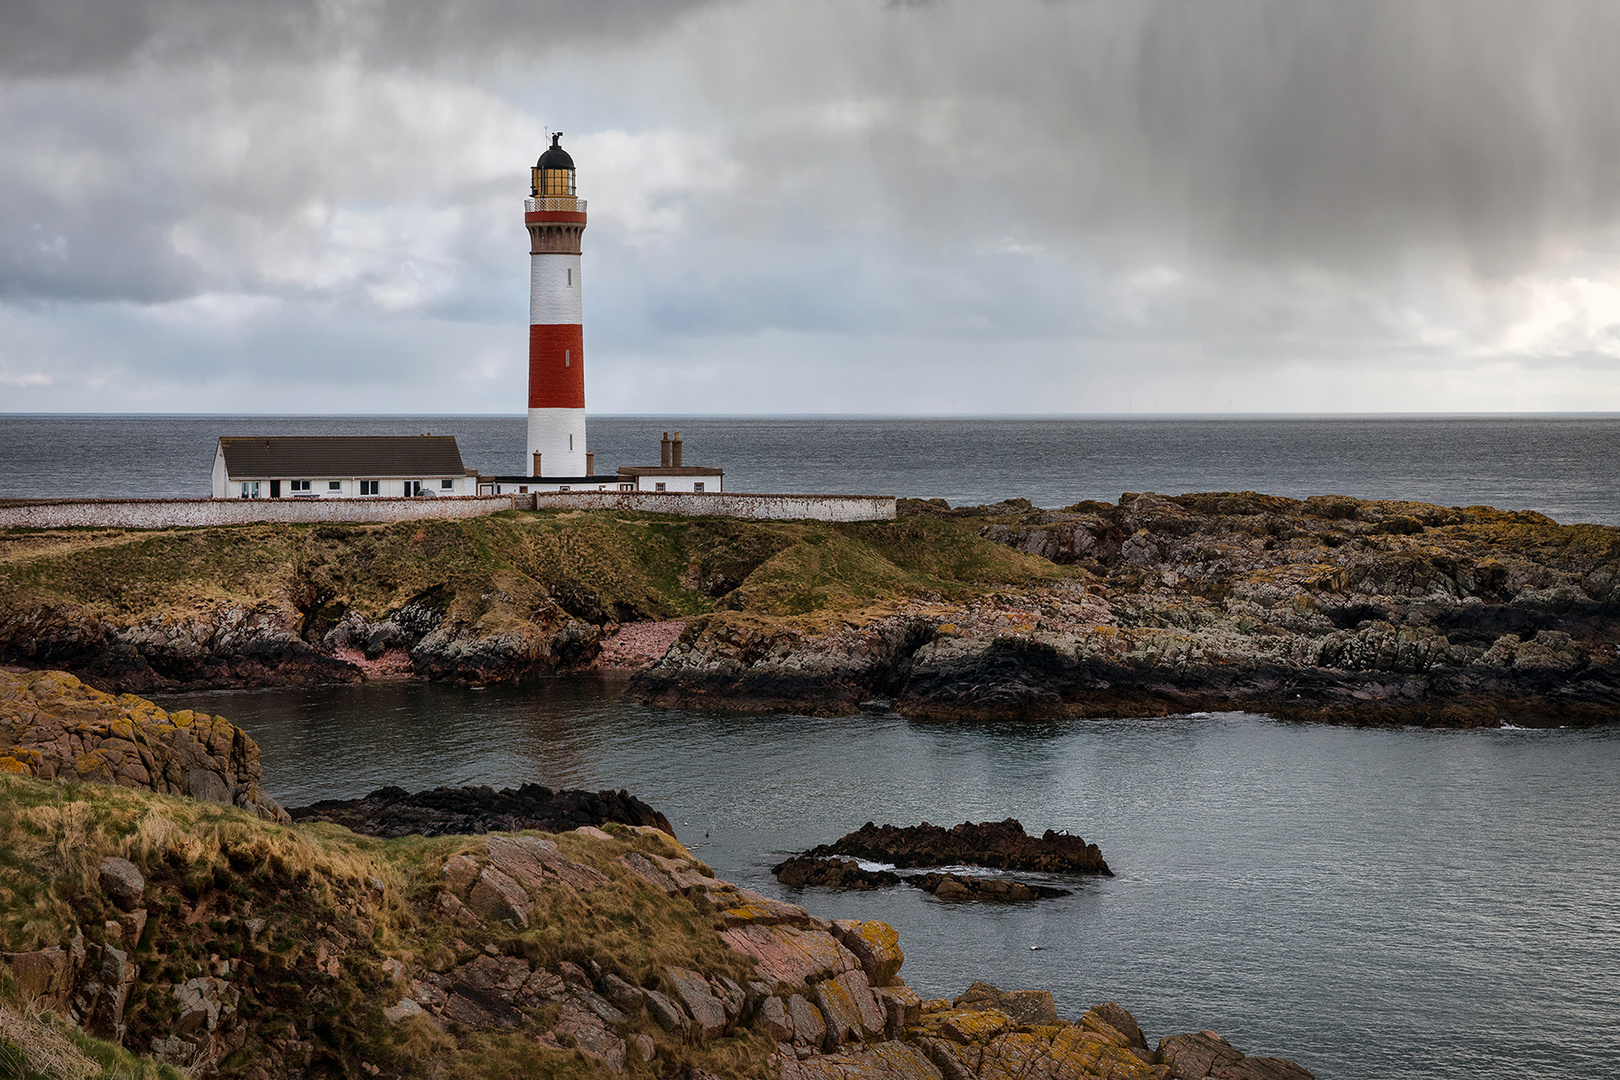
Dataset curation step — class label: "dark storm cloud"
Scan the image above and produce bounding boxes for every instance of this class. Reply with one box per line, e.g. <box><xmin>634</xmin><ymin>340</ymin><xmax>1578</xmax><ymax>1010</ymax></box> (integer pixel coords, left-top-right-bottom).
<box><xmin>681</xmin><ymin>0</ymin><xmax>1620</xmax><ymax>279</ymax></box>
<box><xmin>0</xmin><ymin>0</ymin><xmax>721</xmax><ymax>75</ymax></box>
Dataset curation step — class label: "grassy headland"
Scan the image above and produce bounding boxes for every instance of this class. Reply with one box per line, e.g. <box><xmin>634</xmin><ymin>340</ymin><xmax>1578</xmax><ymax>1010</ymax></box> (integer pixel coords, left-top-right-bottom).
<box><xmin>2</xmin><ymin>495</ymin><xmax>1617</xmax><ymax>725</ymax></box>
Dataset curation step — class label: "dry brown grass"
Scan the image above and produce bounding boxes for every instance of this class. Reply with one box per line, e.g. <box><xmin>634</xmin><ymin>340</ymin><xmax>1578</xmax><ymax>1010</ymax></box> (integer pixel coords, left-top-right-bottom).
<box><xmin>0</xmin><ymin>776</ymin><xmax>408</xmax><ymax>953</ymax></box>
<box><xmin>0</xmin><ymin>772</ymin><xmax>782</xmax><ymax>1080</ymax></box>
<box><xmin>0</xmin><ymin>1004</ymin><xmax>97</xmax><ymax>1080</ymax></box>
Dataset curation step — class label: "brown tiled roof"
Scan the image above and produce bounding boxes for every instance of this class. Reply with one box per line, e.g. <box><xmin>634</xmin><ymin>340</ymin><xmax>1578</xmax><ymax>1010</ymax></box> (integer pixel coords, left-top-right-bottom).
<box><xmin>218</xmin><ymin>436</ymin><xmax>465</xmax><ymax>478</ymax></box>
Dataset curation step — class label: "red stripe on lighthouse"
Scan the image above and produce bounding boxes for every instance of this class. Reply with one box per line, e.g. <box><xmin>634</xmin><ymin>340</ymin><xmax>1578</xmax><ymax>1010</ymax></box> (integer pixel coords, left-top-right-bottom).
<box><xmin>528</xmin><ymin>323</ymin><xmax>585</xmax><ymax>409</ymax></box>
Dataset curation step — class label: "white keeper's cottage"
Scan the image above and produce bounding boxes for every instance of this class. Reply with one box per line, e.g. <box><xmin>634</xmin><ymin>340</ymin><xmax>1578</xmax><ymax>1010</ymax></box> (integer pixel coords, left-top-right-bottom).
<box><xmin>212</xmin><ymin>436</ymin><xmax>477</xmax><ymax>499</ymax></box>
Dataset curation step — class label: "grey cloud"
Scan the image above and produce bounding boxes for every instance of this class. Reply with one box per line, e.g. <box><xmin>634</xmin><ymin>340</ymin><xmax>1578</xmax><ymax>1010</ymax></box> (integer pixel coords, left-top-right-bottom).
<box><xmin>0</xmin><ymin>80</ymin><xmax>205</xmax><ymax>302</ymax></box>
<box><xmin>6</xmin><ymin>0</ymin><xmax>1620</xmax><ymax>417</ymax></box>
<box><xmin>703</xmin><ymin>0</ymin><xmax>1620</xmax><ymax>275</ymax></box>
<box><xmin>0</xmin><ymin>0</ymin><xmax>721</xmax><ymax>75</ymax></box>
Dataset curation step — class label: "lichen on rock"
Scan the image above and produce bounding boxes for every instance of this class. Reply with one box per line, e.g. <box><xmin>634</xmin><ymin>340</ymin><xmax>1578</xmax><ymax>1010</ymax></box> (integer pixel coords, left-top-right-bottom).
<box><xmin>0</xmin><ymin>670</ymin><xmax>285</xmax><ymax>821</ymax></box>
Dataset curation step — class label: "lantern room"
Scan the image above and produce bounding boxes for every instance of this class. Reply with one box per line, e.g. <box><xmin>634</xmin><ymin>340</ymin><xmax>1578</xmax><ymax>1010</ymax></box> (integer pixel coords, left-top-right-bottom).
<box><xmin>531</xmin><ymin>133</ymin><xmax>577</xmax><ymax>199</ymax></box>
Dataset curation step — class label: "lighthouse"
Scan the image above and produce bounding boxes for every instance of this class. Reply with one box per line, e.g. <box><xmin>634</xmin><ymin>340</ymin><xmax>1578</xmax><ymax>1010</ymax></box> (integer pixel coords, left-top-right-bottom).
<box><xmin>525</xmin><ymin>133</ymin><xmax>589</xmax><ymax>477</ymax></box>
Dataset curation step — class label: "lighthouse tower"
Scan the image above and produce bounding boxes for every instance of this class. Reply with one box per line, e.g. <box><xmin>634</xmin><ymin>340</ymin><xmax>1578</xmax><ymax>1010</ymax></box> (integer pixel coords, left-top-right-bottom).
<box><xmin>525</xmin><ymin>134</ymin><xmax>588</xmax><ymax>477</ymax></box>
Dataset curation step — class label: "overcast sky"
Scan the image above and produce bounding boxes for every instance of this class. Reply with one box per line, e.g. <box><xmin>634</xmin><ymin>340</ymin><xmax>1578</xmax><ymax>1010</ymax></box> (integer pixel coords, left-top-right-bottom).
<box><xmin>4</xmin><ymin>0</ymin><xmax>1620</xmax><ymax>414</ymax></box>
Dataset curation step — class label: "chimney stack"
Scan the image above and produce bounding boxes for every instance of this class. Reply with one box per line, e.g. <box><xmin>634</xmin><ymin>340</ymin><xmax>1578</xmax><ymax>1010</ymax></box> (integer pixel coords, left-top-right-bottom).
<box><xmin>660</xmin><ymin>432</ymin><xmax>672</xmax><ymax>467</ymax></box>
<box><xmin>532</xmin><ymin>451</ymin><xmax>542</xmax><ymax>477</ymax></box>
<box><xmin>671</xmin><ymin>431</ymin><xmax>683</xmax><ymax>467</ymax></box>
<box><xmin>585</xmin><ymin>451</ymin><xmax>595</xmax><ymax>476</ymax></box>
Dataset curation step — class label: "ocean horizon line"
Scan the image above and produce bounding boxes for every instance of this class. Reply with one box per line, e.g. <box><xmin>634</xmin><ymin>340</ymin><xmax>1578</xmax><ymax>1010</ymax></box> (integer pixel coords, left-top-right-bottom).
<box><xmin>5</xmin><ymin>411</ymin><xmax>1620</xmax><ymax>421</ymax></box>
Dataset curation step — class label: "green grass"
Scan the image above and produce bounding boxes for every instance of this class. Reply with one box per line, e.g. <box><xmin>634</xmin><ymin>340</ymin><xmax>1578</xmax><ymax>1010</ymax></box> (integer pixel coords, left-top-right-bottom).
<box><xmin>0</xmin><ymin>510</ymin><xmax>1075</xmax><ymax>641</ymax></box>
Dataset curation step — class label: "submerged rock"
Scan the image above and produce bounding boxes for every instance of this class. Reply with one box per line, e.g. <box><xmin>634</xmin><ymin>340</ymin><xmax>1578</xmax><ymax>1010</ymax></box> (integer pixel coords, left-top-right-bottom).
<box><xmin>772</xmin><ymin>856</ymin><xmax>1074</xmax><ymax>901</ymax></box>
<box><xmin>289</xmin><ymin>783</ymin><xmax>673</xmax><ymax>838</ymax></box>
<box><xmin>908</xmin><ymin>872</ymin><xmax>1071</xmax><ymax>901</ymax></box>
<box><xmin>802</xmin><ymin>818</ymin><xmax>1111</xmax><ymax>876</ymax></box>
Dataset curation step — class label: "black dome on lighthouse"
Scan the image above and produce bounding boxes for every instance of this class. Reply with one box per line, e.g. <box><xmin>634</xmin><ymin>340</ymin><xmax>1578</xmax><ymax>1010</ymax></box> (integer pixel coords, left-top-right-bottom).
<box><xmin>536</xmin><ymin>133</ymin><xmax>574</xmax><ymax>171</ymax></box>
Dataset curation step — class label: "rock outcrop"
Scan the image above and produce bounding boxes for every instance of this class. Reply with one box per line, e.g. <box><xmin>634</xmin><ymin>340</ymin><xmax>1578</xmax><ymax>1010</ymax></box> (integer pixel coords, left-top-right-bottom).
<box><xmin>0</xmin><ymin>603</ymin><xmax>361</xmax><ymax>694</ymax></box>
<box><xmin>797</xmin><ymin>819</ymin><xmax>1112</xmax><ymax>876</ymax></box>
<box><xmin>630</xmin><ymin>493</ymin><xmax>1620</xmax><ymax>726</ymax></box>
<box><xmin>773</xmin><ymin>856</ymin><xmax>903</xmax><ymax>890</ymax></box>
<box><xmin>290</xmin><ymin>783</ymin><xmax>674</xmax><ymax>837</ymax></box>
<box><xmin>0</xmin><ymin>669</ymin><xmax>286</xmax><ymax>821</ymax></box>
<box><xmin>0</xmin><ymin>758</ymin><xmax>1313</xmax><ymax>1080</ymax></box>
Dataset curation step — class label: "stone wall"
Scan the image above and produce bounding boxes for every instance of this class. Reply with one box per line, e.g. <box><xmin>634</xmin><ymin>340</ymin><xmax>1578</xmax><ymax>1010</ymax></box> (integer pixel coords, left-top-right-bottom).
<box><xmin>530</xmin><ymin>491</ymin><xmax>896</xmax><ymax>522</ymax></box>
<box><xmin>0</xmin><ymin>495</ymin><xmax>517</xmax><ymax>530</ymax></box>
<box><xmin>0</xmin><ymin>491</ymin><xmax>897</xmax><ymax>529</ymax></box>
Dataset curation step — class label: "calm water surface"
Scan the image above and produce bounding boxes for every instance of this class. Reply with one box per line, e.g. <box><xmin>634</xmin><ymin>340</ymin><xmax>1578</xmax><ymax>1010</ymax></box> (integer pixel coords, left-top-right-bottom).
<box><xmin>157</xmin><ymin>680</ymin><xmax>1620</xmax><ymax>1080</ymax></box>
<box><xmin>6</xmin><ymin>414</ymin><xmax>1620</xmax><ymax>524</ymax></box>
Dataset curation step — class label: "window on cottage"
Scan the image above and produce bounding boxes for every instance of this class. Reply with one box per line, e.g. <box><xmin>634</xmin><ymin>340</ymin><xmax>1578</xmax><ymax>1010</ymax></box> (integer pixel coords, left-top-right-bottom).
<box><xmin>290</xmin><ymin>480</ymin><xmax>312</xmax><ymax>493</ymax></box>
<box><xmin>693</xmin><ymin>482</ymin><xmax>704</xmax><ymax>492</ymax></box>
<box><xmin>240</xmin><ymin>482</ymin><xmax>260</xmax><ymax>499</ymax></box>
<box><xmin>655</xmin><ymin>482</ymin><xmax>666</xmax><ymax>492</ymax></box>
<box><xmin>567</xmin><ymin>268</ymin><xmax>572</xmax><ymax>286</ymax></box>
<box><xmin>620</xmin><ymin>483</ymin><xmax>635</xmax><ymax>491</ymax></box>
<box><xmin>441</xmin><ymin>479</ymin><xmax>454</xmax><ymax>490</ymax></box>
<box><xmin>559</xmin><ymin>485</ymin><xmax>571</xmax><ymax>491</ymax></box>
<box><xmin>519</xmin><ymin>485</ymin><xmax>529</xmax><ymax>494</ymax></box>
<box><xmin>328</xmin><ymin>481</ymin><xmax>341</xmax><ymax>491</ymax></box>
<box><xmin>360</xmin><ymin>480</ymin><xmax>379</xmax><ymax>495</ymax></box>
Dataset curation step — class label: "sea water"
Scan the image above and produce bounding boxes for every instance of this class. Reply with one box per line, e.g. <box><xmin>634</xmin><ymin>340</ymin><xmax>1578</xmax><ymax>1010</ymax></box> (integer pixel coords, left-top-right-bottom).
<box><xmin>4</xmin><ymin>414</ymin><xmax>1620</xmax><ymax>524</ymax></box>
<box><xmin>155</xmin><ymin>680</ymin><xmax>1620</xmax><ymax>1080</ymax></box>
<box><xmin>13</xmin><ymin>411</ymin><xmax>1620</xmax><ymax>1076</ymax></box>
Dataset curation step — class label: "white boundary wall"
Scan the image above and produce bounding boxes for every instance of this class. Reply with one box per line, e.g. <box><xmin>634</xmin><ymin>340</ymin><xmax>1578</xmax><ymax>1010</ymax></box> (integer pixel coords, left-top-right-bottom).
<box><xmin>0</xmin><ymin>492</ymin><xmax>897</xmax><ymax>529</ymax></box>
<box><xmin>532</xmin><ymin>491</ymin><xmax>896</xmax><ymax>521</ymax></box>
<box><xmin>0</xmin><ymin>496</ymin><xmax>517</xmax><ymax>530</ymax></box>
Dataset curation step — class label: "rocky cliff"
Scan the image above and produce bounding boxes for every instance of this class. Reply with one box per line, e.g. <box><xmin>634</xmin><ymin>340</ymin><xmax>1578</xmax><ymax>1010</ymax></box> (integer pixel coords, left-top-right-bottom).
<box><xmin>0</xmin><ymin>669</ymin><xmax>285</xmax><ymax>821</ymax></box>
<box><xmin>4</xmin><ymin>495</ymin><xmax>1615</xmax><ymax>726</ymax></box>
<box><xmin>0</xmin><ymin>515</ymin><xmax>788</xmax><ymax>693</ymax></box>
<box><xmin>629</xmin><ymin>494</ymin><xmax>1620</xmax><ymax>726</ymax></box>
<box><xmin>0</xmin><ymin>772</ymin><xmax>1312</xmax><ymax>1080</ymax></box>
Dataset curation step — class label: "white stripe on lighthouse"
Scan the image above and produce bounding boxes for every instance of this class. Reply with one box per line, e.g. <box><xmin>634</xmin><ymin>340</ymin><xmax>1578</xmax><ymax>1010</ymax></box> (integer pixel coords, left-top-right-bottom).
<box><xmin>530</xmin><ymin>254</ymin><xmax>582</xmax><ymax>324</ymax></box>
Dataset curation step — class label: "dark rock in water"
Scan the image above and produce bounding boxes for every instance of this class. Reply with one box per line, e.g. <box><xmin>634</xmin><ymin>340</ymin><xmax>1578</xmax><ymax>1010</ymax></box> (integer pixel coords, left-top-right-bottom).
<box><xmin>772</xmin><ymin>856</ymin><xmax>901</xmax><ymax>890</ymax></box>
<box><xmin>289</xmin><ymin>783</ymin><xmax>673</xmax><ymax>838</ymax></box>
<box><xmin>908</xmin><ymin>872</ymin><xmax>1071</xmax><ymax>901</ymax></box>
<box><xmin>803</xmin><ymin>818</ymin><xmax>1111</xmax><ymax>876</ymax></box>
